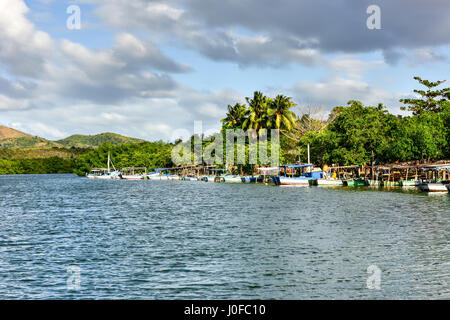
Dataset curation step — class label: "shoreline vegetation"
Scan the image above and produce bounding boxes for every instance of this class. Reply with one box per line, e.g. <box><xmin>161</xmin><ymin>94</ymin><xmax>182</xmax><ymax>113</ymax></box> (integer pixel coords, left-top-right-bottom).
<box><xmin>0</xmin><ymin>77</ymin><xmax>449</xmax><ymax>176</ymax></box>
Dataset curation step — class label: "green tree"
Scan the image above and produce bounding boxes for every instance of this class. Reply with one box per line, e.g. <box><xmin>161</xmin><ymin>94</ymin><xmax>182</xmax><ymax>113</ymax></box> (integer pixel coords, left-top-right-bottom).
<box><xmin>400</xmin><ymin>76</ymin><xmax>450</xmax><ymax>115</ymax></box>
<box><xmin>267</xmin><ymin>95</ymin><xmax>297</xmax><ymax>131</ymax></box>
<box><xmin>221</xmin><ymin>103</ymin><xmax>248</xmax><ymax>129</ymax></box>
<box><xmin>243</xmin><ymin>91</ymin><xmax>270</xmax><ymax>131</ymax></box>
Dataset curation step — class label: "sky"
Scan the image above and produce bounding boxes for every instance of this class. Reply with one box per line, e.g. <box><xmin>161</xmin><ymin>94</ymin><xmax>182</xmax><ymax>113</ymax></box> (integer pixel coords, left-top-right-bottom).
<box><xmin>0</xmin><ymin>0</ymin><xmax>449</xmax><ymax>141</ymax></box>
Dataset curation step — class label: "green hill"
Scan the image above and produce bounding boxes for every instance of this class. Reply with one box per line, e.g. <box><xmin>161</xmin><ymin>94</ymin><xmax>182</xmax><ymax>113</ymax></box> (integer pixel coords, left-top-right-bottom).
<box><xmin>0</xmin><ymin>126</ymin><xmax>146</xmax><ymax>149</ymax></box>
<box><xmin>56</xmin><ymin>133</ymin><xmax>146</xmax><ymax>148</ymax></box>
<box><xmin>0</xmin><ymin>126</ymin><xmax>60</xmax><ymax>149</ymax></box>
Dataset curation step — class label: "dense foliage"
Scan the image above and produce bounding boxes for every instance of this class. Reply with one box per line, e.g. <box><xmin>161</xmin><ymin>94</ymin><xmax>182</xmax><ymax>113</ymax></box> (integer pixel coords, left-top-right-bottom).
<box><xmin>296</xmin><ymin>101</ymin><xmax>449</xmax><ymax>165</ymax></box>
<box><xmin>73</xmin><ymin>141</ymin><xmax>174</xmax><ymax>176</ymax></box>
<box><xmin>219</xmin><ymin>79</ymin><xmax>450</xmax><ymax>167</ymax></box>
<box><xmin>0</xmin><ymin>157</ymin><xmax>74</xmax><ymax>174</ymax></box>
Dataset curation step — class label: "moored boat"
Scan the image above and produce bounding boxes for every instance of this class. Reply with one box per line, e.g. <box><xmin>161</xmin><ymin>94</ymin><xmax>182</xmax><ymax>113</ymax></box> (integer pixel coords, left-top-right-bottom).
<box><xmin>121</xmin><ymin>167</ymin><xmax>146</xmax><ymax>180</ymax></box>
<box><xmin>86</xmin><ymin>152</ymin><xmax>121</xmax><ymax>180</ymax></box>
<box><xmin>418</xmin><ymin>182</ymin><xmax>448</xmax><ymax>192</ymax></box>
<box><xmin>241</xmin><ymin>176</ymin><xmax>257</xmax><ymax>183</ymax></box>
<box><xmin>399</xmin><ymin>179</ymin><xmax>420</xmax><ymax>187</ymax></box>
<box><xmin>418</xmin><ymin>165</ymin><xmax>450</xmax><ymax>192</ymax></box>
<box><xmin>273</xmin><ymin>164</ymin><xmax>323</xmax><ymax>186</ymax></box>
<box><xmin>219</xmin><ymin>174</ymin><xmax>242</xmax><ymax>183</ymax></box>
<box><xmin>344</xmin><ymin>178</ymin><xmax>368</xmax><ymax>186</ymax></box>
<box><xmin>309</xmin><ymin>178</ymin><xmax>343</xmax><ymax>186</ymax></box>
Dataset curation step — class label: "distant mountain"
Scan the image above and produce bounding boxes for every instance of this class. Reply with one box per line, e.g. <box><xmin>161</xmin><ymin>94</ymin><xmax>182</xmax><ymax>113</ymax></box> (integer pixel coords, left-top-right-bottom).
<box><xmin>56</xmin><ymin>133</ymin><xmax>145</xmax><ymax>148</ymax></box>
<box><xmin>0</xmin><ymin>126</ymin><xmax>59</xmax><ymax>149</ymax></box>
<box><xmin>0</xmin><ymin>126</ymin><xmax>146</xmax><ymax>149</ymax></box>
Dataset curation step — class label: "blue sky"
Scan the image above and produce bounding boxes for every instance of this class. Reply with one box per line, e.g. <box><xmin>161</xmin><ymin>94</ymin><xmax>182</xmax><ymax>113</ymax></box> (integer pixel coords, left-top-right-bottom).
<box><xmin>1</xmin><ymin>0</ymin><xmax>449</xmax><ymax>141</ymax></box>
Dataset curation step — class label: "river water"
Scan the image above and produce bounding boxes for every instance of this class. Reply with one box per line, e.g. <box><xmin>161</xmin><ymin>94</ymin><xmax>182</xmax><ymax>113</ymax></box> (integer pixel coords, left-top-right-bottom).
<box><xmin>0</xmin><ymin>174</ymin><xmax>448</xmax><ymax>299</ymax></box>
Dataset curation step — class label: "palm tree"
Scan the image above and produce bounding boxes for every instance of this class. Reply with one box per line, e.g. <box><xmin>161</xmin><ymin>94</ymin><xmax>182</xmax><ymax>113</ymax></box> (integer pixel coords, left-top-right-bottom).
<box><xmin>243</xmin><ymin>91</ymin><xmax>270</xmax><ymax>131</ymax></box>
<box><xmin>267</xmin><ymin>94</ymin><xmax>297</xmax><ymax>147</ymax></box>
<box><xmin>221</xmin><ymin>103</ymin><xmax>248</xmax><ymax>129</ymax></box>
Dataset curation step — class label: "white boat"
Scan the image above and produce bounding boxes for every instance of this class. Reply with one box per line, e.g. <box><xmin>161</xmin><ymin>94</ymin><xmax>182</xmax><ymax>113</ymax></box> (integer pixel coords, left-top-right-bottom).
<box><xmin>399</xmin><ymin>180</ymin><xmax>420</xmax><ymax>187</ymax></box>
<box><xmin>121</xmin><ymin>174</ymin><xmax>144</xmax><ymax>180</ymax></box>
<box><xmin>147</xmin><ymin>168</ymin><xmax>171</xmax><ymax>180</ymax></box>
<box><xmin>275</xmin><ymin>176</ymin><xmax>311</xmax><ymax>186</ymax></box>
<box><xmin>86</xmin><ymin>152</ymin><xmax>121</xmax><ymax>179</ymax></box>
<box><xmin>183</xmin><ymin>176</ymin><xmax>199</xmax><ymax>181</ymax></box>
<box><xmin>273</xmin><ymin>164</ymin><xmax>323</xmax><ymax>186</ymax></box>
<box><xmin>418</xmin><ymin>182</ymin><xmax>448</xmax><ymax>192</ymax></box>
<box><xmin>310</xmin><ymin>178</ymin><xmax>343</xmax><ymax>186</ymax></box>
<box><xmin>418</xmin><ymin>165</ymin><xmax>450</xmax><ymax>192</ymax></box>
<box><xmin>120</xmin><ymin>166</ymin><xmax>146</xmax><ymax>180</ymax></box>
<box><xmin>202</xmin><ymin>175</ymin><xmax>217</xmax><ymax>182</ymax></box>
<box><xmin>147</xmin><ymin>172</ymin><xmax>161</xmax><ymax>180</ymax></box>
<box><xmin>218</xmin><ymin>175</ymin><xmax>242</xmax><ymax>183</ymax></box>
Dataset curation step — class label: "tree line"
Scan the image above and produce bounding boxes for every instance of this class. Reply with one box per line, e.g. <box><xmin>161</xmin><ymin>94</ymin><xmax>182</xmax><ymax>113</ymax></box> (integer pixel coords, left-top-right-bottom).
<box><xmin>220</xmin><ymin>76</ymin><xmax>450</xmax><ymax>166</ymax></box>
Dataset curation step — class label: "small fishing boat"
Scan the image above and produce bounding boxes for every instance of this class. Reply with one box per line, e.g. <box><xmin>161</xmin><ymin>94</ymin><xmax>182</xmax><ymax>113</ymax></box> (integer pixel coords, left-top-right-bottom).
<box><xmin>309</xmin><ymin>178</ymin><xmax>343</xmax><ymax>186</ymax></box>
<box><xmin>418</xmin><ymin>165</ymin><xmax>450</xmax><ymax>192</ymax></box>
<box><xmin>344</xmin><ymin>178</ymin><xmax>368</xmax><ymax>186</ymax></box>
<box><xmin>381</xmin><ymin>180</ymin><xmax>401</xmax><ymax>187</ymax></box>
<box><xmin>202</xmin><ymin>175</ymin><xmax>216</xmax><ymax>182</ymax></box>
<box><xmin>86</xmin><ymin>152</ymin><xmax>121</xmax><ymax>180</ymax></box>
<box><xmin>241</xmin><ymin>176</ymin><xmax>256</xmax><ymax>183</ymax></box>
<box><xmin>272</xmin><ymin>165</ymin><xmax>323</xmax><ymax>186</ymax></box>
<box><xmin>183</xmin><ymin>176</ymin><xmax>199</xmax><ymax>181</ymax></box>
<box><xmin>121</xmin><ymin>167</ymin><xmax>146</xmax><ymax>180</ymax></box>
<box><xmin>147</xmin><ymin>168</ymin><xmax>170</xmax><ymax>180</ymax></box>
<box><xmin>219</xmin><ymin>174</ymin><xmax>242</xmax><ymax>183</ymax></box>
<box><xmin>399</xmin><ymin>180</ymin><xmax>420</xmax><ymax>187</ymax></box>
<box><xmin>87</xmin><ymin>170</ymin><xmax>121</xmax><ymax>180</ymax></box>
<box><xmin>418</xmin><ymin>182</ymin><xmax>448</xmax><ymax>192</ymax></box>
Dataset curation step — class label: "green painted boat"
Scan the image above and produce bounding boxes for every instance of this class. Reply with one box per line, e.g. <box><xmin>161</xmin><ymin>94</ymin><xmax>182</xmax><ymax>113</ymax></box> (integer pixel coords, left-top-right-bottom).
<box><xmin>381</xmin><ymin>181</ymin><xmax>401</xmax><ymax>187</ymax></box>
<box><xmin>344</xmin><ymin>178</ymin><xmax>368</xmax><ymax>186</ymax></box>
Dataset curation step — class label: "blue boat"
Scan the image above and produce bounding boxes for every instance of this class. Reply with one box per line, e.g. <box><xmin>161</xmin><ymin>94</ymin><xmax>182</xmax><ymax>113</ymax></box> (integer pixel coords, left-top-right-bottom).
<box><xmin>272</xmin><ymin>165</ymin><xmax>323</xmax><ymax>186</ymax></box>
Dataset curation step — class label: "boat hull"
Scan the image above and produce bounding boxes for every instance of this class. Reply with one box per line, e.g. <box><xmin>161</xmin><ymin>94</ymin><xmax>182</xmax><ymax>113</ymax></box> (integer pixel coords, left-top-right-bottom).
<box><xmin>310</xmin><ymin>179</ymin><xmax>343</xmax><ymax>186</ymax></box>
<box><xmin>419</xmin><ymin>183</ymin><xmax>448</xmax><ymax>192</ymax></box>
<box><xmin>219</xmin><ymin>176</ymin><xmax>242</xmax><ymax>183</ymax></box>
<box><xmin>399</xmin><ymin>180</ymin><xmax>419</xmax><ymax>187</ymax></box>
<box><xmin>344</xmin><ymin>179</ymin><xmax>368</xmax><ymax>186</ymax></box>
<box><xmin>121</xmin><ymin>175</ymin><xmax>144</xmax><ymax>180</ymax></box>
<box><xmin>273</xmin><ymin>176</ymin><xmax>311</xmax><ymax>186</ymax></box>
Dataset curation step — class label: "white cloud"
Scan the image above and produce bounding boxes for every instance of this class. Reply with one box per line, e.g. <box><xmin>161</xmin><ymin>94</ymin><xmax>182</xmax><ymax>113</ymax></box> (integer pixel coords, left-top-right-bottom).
<box><xmin>0</xmin><ymin>0</ymin><xmax>53</xmax><ymax>77</ymax></box>
<box><xmin>327</xmin><ymin>55</ymin><xmax>385</xmax><ymax>78</ymax></box>
<box><xmin>292</xmin><ymin>77</ymin><xmax>403</xmax><ymax>111</ymax></box>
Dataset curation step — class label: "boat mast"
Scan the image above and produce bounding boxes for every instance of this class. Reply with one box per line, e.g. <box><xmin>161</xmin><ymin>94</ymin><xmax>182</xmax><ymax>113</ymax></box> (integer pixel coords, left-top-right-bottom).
<box><xmin>108</xmin><ymin>152</ymin><xmax>110</xmax><ymax>173</ymax></box>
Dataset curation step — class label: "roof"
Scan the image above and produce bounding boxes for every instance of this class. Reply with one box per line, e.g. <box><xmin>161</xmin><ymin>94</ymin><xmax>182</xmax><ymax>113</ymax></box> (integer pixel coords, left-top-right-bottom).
<box><xmin>283</xmin><ymin>164</ymin><xmax>313</xmax><ymax>168</ymax></box>
<box><xmin>422</xmin><ymin>165</ymin><xmax>450</xmax><ymax>171</ymax></box>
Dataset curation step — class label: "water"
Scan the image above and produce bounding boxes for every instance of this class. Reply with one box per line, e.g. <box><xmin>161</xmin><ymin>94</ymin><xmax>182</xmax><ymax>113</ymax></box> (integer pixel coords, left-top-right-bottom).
<box><xmin>0</xmin><ymin>174</ymin><xmax>449</xmax><ymax>299</ymax></box>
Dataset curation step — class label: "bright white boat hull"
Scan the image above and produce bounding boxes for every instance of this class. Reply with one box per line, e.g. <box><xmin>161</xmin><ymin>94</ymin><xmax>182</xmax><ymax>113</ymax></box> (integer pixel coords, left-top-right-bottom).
<box><xmin>278</xmin><ymin>177</ymin><xmax>310</xmax><ymax>186</ymax></box>
<box><xmin>400</xmin><ymin>180</ymin><xmax>420</xmax><ymax>187</ymax></box>
<box><xmin>419</xmin><ymin>183</ymin><xmax>448</xmax><ymax>192</ymax></box>
<box><xmin>121</xmin><ymin>175</ymin><xmax>143</xmax><ymax>180</ymax></box>
<box><xmin>314</xmin><ymin>179</ymin><xmax>343</xmax><ymax>186</ymax></box>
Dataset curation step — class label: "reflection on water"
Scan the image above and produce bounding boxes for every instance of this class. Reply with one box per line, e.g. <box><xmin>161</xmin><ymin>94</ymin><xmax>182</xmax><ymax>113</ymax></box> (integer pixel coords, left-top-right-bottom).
<box><xmin>0</xmin><ymin>174</ymin><xmax>449</xmax><ymax>299</ymax></box>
